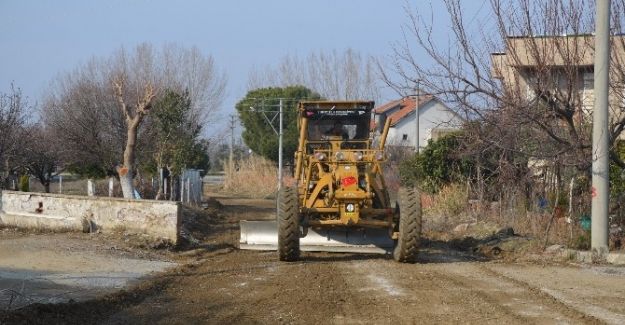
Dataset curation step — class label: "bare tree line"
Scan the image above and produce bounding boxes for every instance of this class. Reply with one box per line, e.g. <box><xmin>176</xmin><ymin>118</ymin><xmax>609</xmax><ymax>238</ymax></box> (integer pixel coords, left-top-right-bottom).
<box><xmin>2</xmin><ymin>43</ymin><xmax>227</xmax><ymax>198</ymax></box>
<box><xmin>3</xmin><ymin>45</ymin><xmax>388</xmax><ymax>198</ymax></box>
<box><xmin>11</xmin><ymin>0</ymin><xmax>623</xmax><ymax>202</ymax></box>
<box><xmin>248</xmin><ymin>48</ymin><xmax>381</xmax><ymax>102</ymax></box>
<box><xmin>0</xmin><ymin>85</ymin><xmax>29</xmax><ymax>187</ymax></box>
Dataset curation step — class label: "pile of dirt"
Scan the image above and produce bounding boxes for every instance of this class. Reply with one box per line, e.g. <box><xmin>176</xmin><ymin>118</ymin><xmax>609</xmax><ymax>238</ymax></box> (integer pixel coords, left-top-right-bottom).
<box><xmin>449</xmin><ymin>227</ymin><xmax>535</xmax><ymax>258</ymax></box>
<box><xmin>177</xmin><ymin>199</ymin><xmax>225</xmax><ymax>250</ymax></box>
<box><xmin>425</xmin><ymin>222</ymin><xmax>538</xmax><ymax>261</ymax></box>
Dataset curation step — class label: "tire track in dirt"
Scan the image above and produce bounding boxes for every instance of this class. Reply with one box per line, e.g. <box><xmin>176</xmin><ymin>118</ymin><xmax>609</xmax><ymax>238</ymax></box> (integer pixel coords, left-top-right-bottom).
<box><xmin>483</xmin><ymin>264</ymin><xmax>625</xmax><ymax>325</ymax></box>
<box><xmin>341</xmin><ymin>260</ymin><xmax>527</xmax><ymax>324</ymax></box>
<box><xmin>338</xmin><ymin>259</ymin><xmax>605</xmax><ymax>324</ymax></box>
<box><xmin>98</xmin><ymin>193</ymin><xmax>625</xmax><ymax>324</ymax></box>
<box><xmin>103</xmin><ymin>250</ymin><xmax>378</xmax><ymax>323</ymax></box>
<box><xmin>439</xmin><ymin>263</ymin><xmax>597</xmax><ymax>324</ymax></box>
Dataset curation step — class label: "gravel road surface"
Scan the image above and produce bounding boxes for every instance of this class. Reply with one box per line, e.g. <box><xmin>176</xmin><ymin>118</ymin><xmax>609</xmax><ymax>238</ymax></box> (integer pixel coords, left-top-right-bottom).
<box><xmin>2</xmin><ymin>191</ymin><xmax>624</xmax><ymax>324</ymax></box>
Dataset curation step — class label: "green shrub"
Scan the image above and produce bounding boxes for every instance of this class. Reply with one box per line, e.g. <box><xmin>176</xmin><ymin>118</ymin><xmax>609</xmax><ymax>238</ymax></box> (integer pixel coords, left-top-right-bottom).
<box><xmin>66</xmin><ymin>163</ymin><xmax>108</xmax><ymax>179</ymax></box>
<box><xmin>19</xmin><ymin>175</ymin><xmax>30</xmax><ymax>192</ymax></box>
<box><xmin>399</xmin><ymin>133</ymin><xmax>473</xmax><ymax>193</ymax></box>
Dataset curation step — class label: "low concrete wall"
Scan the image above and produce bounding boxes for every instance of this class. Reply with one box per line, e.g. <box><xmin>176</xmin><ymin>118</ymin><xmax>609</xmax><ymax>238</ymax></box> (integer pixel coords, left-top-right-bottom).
<box><xmin>0</xmin><ymin>191</ymin><xmax>180</xmax><ymax>244</ymax></box>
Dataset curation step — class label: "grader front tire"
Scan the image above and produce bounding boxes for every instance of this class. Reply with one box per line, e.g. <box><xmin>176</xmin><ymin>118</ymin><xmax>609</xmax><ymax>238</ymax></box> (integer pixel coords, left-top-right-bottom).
<box><xmin>278</xmin><ymin>187</ymin><xmax>300</xmax><ymax>261</ymax></box>
<box><xmin>393</xmin><ymin>187</ymin><xmax>422</xmax><ymax>263</ymax></box>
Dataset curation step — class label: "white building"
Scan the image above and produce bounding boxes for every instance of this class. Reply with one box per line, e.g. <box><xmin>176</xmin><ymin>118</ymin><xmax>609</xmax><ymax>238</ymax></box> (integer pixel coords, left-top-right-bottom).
<box><xmin>373</xmin><ymin>95</ymin><xmax>464</xmax><ymax>151</ymax></box>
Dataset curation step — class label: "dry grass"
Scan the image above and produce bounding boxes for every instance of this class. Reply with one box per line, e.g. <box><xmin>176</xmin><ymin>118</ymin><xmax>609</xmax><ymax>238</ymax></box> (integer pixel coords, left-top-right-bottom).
<box><xmin>494</xmin><ymin>210</ymin><xmax>589</xmax><ymax>249</ymax></box>
<box><xmin>222</xmin><ymin>155</ymin><xmax>279</xmax><ymax>199</ymax></box>
<box><xmin>422</xmin><ymin>183</ymin><xmax>474</xmax><ymax>233</ymax></box>
<box><xmin>420</xmin><ymin>182</ymin><xmax>594</xmax><ymax>252</ymax></box>
<box><xmin>424</xmin><ymin>184</ymin><xmax>469</xmax><ymax>219</ymax></box>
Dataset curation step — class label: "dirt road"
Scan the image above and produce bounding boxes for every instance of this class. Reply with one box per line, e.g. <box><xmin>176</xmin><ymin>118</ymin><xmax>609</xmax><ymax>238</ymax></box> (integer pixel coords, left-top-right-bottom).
<box><xmin>0</xmin><ymin>233</ymin><xmax>176</xmax><ymax>311</ymax></box>
<box><xmin>3</xmin><ymin>192</ymin><xmax>625</xmax><ymax>325</ymax></box>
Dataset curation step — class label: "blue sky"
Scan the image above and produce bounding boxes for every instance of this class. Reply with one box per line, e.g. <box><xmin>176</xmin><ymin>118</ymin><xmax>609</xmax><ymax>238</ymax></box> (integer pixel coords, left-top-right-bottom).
<box><xmin>0</xmin><ymin>0</ymin><xmax>488</xmax><ymax>137</ymax></box>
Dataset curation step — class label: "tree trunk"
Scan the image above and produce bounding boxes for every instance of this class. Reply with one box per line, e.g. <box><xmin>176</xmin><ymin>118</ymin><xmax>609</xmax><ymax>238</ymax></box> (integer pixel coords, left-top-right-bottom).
<box><xmin>154</xmin><ymin>156</ymin><xmax>164</xmax><ymax>200</ymax></box>
<box><xmin>154</xmin><ymin>184</ymin><xmax>164</xmax><ymax>200</ymax></box>
<box><xmin>119</xmin><ymin>119</ymin><xmax>140</xmax><ymax>199</ymax></box>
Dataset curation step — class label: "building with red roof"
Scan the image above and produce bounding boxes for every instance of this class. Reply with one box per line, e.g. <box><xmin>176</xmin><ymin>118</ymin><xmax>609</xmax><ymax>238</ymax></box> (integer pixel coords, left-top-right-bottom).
<box><xmin>372</xmin><ymin>95</ymin><xmax>464</xmax><ymax>151</ymax></box>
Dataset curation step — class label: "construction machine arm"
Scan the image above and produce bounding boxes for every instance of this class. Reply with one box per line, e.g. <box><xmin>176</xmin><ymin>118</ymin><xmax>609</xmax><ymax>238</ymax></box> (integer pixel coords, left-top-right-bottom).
<box><xmin>294</xmin><ymin>117</ymin><xmax>308</xmax><ymax>181</ymax></box>
<box><xmin>378</xmin><ymin>117</ymin><xmax>392</xmax><ymax>151</ymax></box>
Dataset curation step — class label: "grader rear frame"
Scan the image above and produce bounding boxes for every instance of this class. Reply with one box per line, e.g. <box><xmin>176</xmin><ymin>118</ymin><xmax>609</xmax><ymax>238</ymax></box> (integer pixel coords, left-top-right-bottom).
<box><xmin>240</xmin><ymin>100</ymin><xmax>422</xmax><ymax>262</ymax></box>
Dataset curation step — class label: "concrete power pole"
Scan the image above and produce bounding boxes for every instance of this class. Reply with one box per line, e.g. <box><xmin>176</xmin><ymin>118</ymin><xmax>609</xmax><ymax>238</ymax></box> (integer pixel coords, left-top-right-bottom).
<box><xmin>591</xmin><ymin>0</ymin><xmax>611</xmax><ymax>254</ymax></box>
<box><xmin>278</xmin><ymin>99</ymin><xmax>284</xmax><ymax>192</ymax></box>
<box><xmin>248</xmin><ymin>98</ymin><xmax>285</xmax><ymax>214</ymax></box>
<box><xmin>415</xmin><ymin>80</ymin><xmax>420</xmax><ymax>153</ymax></box>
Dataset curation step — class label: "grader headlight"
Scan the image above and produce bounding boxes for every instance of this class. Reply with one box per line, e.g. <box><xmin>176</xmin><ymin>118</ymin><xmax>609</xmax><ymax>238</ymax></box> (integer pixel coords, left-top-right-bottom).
<box><xmin>335</xmin><ymin>151</ymin><xmax>346</xmax><ymax>161</ymax></box>
<box><xmin>314</xmin><ymin>152</ymin><xmax>326</xmax><ymax>161</ymax></box>
<box><xmin>375</xmin><ymin>151</ymin><xmax>385</xmax><ymax>161</ymax></box>
<box><xmin>346</xmin><ymin>203</ymin><xmax>356</xmax><ymax>212</ymax></box>
<box><xmin>354</xmin><ymin>151</ymin><xmax>364</xmax><ymax>161</ymax></box>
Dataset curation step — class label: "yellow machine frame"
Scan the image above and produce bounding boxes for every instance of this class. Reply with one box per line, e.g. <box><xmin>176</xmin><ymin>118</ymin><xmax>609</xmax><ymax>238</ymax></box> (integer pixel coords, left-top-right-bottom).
<box><xmin>293</xmin><ymin>101</ymin><xmax>395</xmax><ymax>234</ymax></box>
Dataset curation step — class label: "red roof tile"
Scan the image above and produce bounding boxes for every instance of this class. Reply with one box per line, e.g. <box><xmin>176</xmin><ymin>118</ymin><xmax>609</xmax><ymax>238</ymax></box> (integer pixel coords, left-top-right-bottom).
<box><xmin>373</xmin><ymin>99</ymin><xmax>402</xmax><ymax>114</ymax></box>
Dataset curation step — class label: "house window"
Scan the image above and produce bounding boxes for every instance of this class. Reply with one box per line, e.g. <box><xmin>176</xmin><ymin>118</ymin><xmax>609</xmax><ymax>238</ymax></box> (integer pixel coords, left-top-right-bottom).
<box><xmin>582</xmin><ymin>72</ymin><xmax>594</xmax><ymax>115</ymax></box>
<box><xmin>402</xmin><ymin>134</ymin><xmax>408</xmax><ymax>141</ymax></box>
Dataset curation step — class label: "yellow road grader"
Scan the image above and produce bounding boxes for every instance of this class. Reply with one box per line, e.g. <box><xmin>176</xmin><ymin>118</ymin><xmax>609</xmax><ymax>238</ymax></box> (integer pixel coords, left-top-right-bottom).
<box><xmin>240</xmin><ymin>101</ymin><xmax>422</xmax><ymax>262</ymax></box>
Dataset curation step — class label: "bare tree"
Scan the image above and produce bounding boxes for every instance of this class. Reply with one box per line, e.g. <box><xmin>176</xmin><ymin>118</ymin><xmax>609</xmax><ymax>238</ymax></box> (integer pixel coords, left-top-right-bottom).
<box><xmin>161</xmin><ymin>44</ymin><xmax>227</xmax><ymax>126</ymax></box>
<box><xmin>42</xmin><ymin>59</ymin><xmax>125</xmax><ymax>177</ymax></box>
<box><xmin>248</xmin><ymin>49</ymin><xmax>381</xmax><ymax>101</ymax></box>
<box><xmin>0</xmin><ymin>84</ymin><xmax>28</xmax><ymax>186</ymax></box>
<box><xmin>42</xmin><ymin>43</ymin><xmax>226</xmax><ymax>198</ymax></box>
<box><xmin>18</xmin><ymin>125</ymin><xmax>62</xmax><ymax>193</ymax></box>
<box><xmin>382</xmin><ymin>0</ymin><xmax>625</xmax><ymax>178</ymax></box>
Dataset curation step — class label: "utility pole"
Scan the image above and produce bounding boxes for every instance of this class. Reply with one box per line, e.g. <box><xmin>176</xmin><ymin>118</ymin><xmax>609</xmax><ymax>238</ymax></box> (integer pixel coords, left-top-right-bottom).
<box><xmin>591</xmin><ymin>0</ymin><xmax>610</xmax><ymax>254</ymax></box>
<box><xmin>248</xmin><ymin>98</ymin><xmax>286</xmax><ymax>214</ymax></box>
<box><xmin>229</xmin><ymin>115</ymin><xmax>236</xmax><ymax>171</ymax></box>
<box><xmin>278</xmin><ymin>99</ymin><xmax>284</xmax><ymax>192</ymax></box>
<box><xmin>415</xmin><ymin>80</ymin><xmax>420</xmax><ymax>153</ymax></box>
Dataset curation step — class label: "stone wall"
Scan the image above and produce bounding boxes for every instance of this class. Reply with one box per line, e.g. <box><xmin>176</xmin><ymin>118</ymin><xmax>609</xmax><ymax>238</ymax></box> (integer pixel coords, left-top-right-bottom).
<box><xmin>0</xmin><ymin>191</ymin><xmax>180</xmax><ymax>244</ymax></box>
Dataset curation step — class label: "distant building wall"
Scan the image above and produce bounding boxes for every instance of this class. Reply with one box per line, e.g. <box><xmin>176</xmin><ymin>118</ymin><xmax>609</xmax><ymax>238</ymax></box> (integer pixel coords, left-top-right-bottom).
<box><xmin>388</xmin><ymin>101</ymin><xmax>463</xmax><ymax>149</ymax></box>
<box><xmin>0</xmin><ymin>191</ymin><xmax>180</xmax><ymax>244</ymax></box>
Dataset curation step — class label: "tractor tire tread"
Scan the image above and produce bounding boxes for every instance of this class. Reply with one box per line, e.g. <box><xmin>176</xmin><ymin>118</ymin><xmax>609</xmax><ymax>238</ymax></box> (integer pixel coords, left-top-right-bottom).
<box><xmin>278</xmin><ymin>187</ymin><xmax>300</xmax><ymax>261</ymax></box>
<box><xmin>393</xmin><ymin>187</ymin><xmax>422</xmax><ymax>263</ymax></box>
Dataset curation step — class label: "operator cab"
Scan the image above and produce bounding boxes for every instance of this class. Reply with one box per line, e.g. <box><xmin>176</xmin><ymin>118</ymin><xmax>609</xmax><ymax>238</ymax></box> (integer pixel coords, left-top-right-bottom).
<box><xmin>300</xmin><ymin>101</ymin><xmax>374</xmax><ymax>152</ymax></box>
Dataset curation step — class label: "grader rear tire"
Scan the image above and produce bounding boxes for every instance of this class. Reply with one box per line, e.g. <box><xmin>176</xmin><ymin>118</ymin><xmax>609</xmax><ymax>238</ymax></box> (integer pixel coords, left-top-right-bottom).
<box><xmin>393</xmin><ymin>187</ymin><xmax>422</xmax><ymax>263</ymax></box>
<box><xmin>278</xmin><ymin>186</ymin><xmax>300</xmax><ymax>261</ymax></box>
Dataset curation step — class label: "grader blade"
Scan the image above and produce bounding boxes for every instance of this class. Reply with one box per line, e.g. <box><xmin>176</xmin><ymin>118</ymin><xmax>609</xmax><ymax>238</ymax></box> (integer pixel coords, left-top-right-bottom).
<box><xmin>239</xmin><ymin>220</ymin><xmax>393</xmax><ymax>254</ymax></box>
